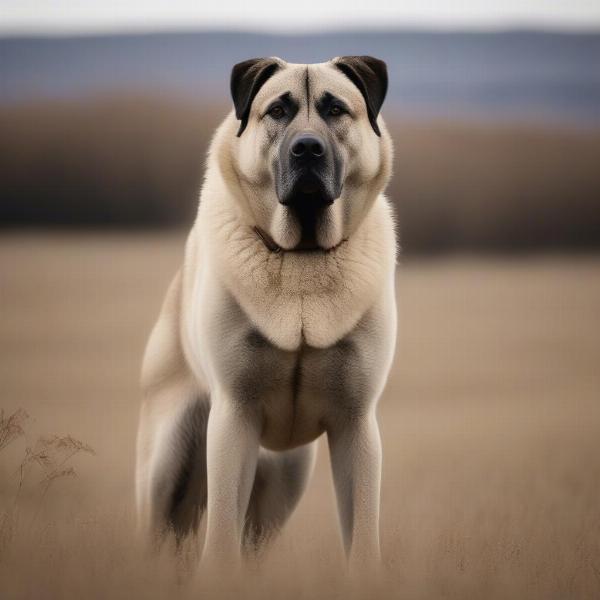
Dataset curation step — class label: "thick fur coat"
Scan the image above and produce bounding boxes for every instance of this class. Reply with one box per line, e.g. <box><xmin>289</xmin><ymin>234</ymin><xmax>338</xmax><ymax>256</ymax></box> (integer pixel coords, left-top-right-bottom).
<box><xmin>136</xmin><ymin>56</ymin><xmax>397</xmax><ymax>571</ymax></box>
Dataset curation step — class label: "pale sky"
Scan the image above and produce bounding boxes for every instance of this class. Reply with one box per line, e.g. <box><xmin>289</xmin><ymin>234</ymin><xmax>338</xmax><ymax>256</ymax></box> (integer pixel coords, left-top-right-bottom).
<box><xmin>1</xmin><ymin>0</ymin><xmax>600</xmax><ymax>35</ymax></box>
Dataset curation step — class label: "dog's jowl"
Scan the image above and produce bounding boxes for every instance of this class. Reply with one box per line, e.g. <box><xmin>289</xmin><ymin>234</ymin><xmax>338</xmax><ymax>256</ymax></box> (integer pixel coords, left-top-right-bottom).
<box><xmin>135</xmin><ymin>56</ymin><xmax>397</xmax><ymax>569</ymax></box>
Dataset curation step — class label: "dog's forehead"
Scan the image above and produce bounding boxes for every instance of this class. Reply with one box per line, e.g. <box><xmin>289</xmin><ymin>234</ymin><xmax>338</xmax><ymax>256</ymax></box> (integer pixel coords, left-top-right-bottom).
<box><xmin>254</xmin><ymin>61</ymin><xmax>365</xmax><ymax>110</ymax></box>
<box><xmin>309</xmin><ymin>63</ymin><xmax>365</xmax><ymax>103</ymax></box>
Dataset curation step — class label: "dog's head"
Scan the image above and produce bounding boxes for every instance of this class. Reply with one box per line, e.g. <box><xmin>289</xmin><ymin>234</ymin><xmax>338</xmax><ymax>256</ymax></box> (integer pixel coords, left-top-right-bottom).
<box><xmin>225</xmin><ymin>56</ymin><xmax>392</xmax><ymax>251</ymax></box>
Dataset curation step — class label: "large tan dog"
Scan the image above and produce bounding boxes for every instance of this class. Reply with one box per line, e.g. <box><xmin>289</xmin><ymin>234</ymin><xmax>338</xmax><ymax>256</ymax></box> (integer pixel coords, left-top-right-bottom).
<box><xmin>135</xmin><ymin>56</ymin><xmax>397</xmax><ymax>569</ymax></box>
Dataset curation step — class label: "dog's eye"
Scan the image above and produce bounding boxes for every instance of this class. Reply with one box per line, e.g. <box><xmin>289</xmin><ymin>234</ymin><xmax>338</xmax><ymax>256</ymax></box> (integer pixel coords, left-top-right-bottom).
<box><xmin>268</xmin><ymin>105</ymin><xmax>285</xmax><ymax>119</ymax></box>
<box><xmin>329</xmin><ymin>105</ymin><xmax>345</xmax><ymax>116</ymax></box>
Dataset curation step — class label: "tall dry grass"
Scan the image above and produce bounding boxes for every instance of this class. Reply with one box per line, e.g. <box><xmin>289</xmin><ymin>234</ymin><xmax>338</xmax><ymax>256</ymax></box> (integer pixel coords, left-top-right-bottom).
<box><xmin>0</xmin><ymin>409</ymin><xmax>95</xmax><ymax>560</ymax></box>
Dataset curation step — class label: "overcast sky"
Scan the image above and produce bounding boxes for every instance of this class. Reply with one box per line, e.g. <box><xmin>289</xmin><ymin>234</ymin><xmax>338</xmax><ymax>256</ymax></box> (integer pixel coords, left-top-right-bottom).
<box><xmin>2</xmin><ymin>0</ymin><xmax>600</xmax><ymax>35</ymax></box>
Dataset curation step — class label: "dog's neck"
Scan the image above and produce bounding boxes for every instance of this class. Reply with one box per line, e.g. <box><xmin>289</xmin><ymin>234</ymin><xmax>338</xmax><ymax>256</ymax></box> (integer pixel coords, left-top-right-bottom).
<box><xmin>200</xmin><ymin>194</ymin><xmax>396</xmax><ymax>350</ymax></box>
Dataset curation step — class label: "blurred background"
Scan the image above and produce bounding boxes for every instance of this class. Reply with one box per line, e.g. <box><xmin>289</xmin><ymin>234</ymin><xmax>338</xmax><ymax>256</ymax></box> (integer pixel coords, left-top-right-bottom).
<box><xmin>1</xmin><ymin>2</ymin><xmax>600</xmax><ymax>599</ymax></box>
<box><xmin>1</xmin><ymin>1</ymin><xmax>600</xmax><ymax>250</ymax></box>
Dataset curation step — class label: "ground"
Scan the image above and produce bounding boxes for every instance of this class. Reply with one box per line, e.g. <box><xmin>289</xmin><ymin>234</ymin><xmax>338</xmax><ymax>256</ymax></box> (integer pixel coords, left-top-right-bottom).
<box><xmin>1</xmin><ymin>233</ymin><xmax>599</xmax><ymax>599</ymax></box>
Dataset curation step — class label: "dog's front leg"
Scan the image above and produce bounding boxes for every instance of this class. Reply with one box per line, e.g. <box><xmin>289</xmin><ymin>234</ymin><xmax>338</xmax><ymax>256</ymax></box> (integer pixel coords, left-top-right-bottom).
<box><xmin>328</xmin><ymin>410</ymin><xmax>382</xmax><ymax>569</ymax></box>
<box><xmin>202</xmin><ymin>395</ymin><xmax>260</xmax><ymax>566</ymax></box>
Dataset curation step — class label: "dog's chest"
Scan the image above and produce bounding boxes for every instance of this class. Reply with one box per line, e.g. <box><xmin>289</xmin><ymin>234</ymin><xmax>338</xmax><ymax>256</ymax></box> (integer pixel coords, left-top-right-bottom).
<box><xmin>203</xmin><ymin>292</ymin><xmax>380</xmax><ymax>450</ymax></box>
<box><xmin>237</xmin><ymin>332</ymin><xmax>368</xmax><ymax>450</ymax></box>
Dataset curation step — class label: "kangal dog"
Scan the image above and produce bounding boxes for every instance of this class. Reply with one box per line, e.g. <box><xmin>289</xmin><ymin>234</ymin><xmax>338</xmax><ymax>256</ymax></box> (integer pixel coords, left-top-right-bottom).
<box><xmin>136</xmin><ymin>56</ymin><xmax>397</xmax><ymax>570</ymax></box>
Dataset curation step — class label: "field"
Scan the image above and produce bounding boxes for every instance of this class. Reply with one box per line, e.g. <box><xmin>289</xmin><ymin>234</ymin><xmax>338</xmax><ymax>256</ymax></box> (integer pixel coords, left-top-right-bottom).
<box><xmin>1</xmin><ymin>233</ymin><xmax>600</xmax><ymax>599</ymax></box>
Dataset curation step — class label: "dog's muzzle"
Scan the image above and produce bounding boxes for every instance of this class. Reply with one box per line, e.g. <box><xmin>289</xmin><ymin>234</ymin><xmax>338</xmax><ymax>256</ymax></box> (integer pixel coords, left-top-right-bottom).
<box><xmin>275</xmin><ymin>129</ymin><xmax>342</xmax><ymax>209</ymax></box>
<box><xmin>273</xmin><ymin>129</ymin><xmax>345</xmax><ymax>250</ymax></box>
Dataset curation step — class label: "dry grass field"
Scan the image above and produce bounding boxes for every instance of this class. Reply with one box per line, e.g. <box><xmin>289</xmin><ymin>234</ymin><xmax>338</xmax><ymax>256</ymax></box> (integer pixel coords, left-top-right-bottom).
<box><xmin>1</xmin><ymin>233</ymin><xmax>599</xmax><ymax>599</ymax></box>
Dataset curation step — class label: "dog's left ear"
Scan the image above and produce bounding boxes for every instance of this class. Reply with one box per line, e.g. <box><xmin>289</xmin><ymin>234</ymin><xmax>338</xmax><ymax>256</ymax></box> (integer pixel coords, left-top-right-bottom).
<box><xmin>231</xmin><ymin>58</ymin><xmax>280</xmax><ymax>137</ymax></box>
<box><xmin>334</xmin><ymin>56</ymin><xmax>388</xmax><ymax>136</ymax></box>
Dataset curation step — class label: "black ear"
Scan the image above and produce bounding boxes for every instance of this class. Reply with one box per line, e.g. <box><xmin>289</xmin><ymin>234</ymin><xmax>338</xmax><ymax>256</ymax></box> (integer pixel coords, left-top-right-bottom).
<box><xmin>231</xmin><ymin>58</ymin><xmax>280</xmax><ymax>137</ymax></box>
<box><xmin>334</xmin><ymin>56</ymin><xmax>388</xmax><ymax>136</ymax></box>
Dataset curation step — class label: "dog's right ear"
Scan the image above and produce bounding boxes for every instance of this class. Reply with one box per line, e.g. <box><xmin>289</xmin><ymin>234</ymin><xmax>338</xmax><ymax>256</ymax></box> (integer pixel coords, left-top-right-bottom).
<box><xmin>231</xmin><ymin>58</ymin><xmax>280</xmax><ymax>137</ymax></box>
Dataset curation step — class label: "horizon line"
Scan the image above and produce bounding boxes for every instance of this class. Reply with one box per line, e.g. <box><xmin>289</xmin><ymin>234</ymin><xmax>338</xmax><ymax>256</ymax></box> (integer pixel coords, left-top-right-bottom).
<box><xmin>2</xmin><ymin>21</ymin><xmax>600</xmax><ymax>40</ymax></box>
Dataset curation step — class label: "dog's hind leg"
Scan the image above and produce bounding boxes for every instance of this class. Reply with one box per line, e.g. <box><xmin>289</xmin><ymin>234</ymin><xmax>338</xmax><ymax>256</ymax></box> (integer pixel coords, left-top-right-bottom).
<box><xmin>136</xmin><ymin>380</ymin><xmax>210</xmax><ymax>546</ymax></box>
<box><xmin>164</xmin><ymin>398</ymin><xmax>209</xmax><ymax>541</ymax></box>
<box><xmin>243</xmin><ymin>442</ymin><xmax>317</xmax><ymax>551</ymax></box>
<box><xmin>135</xmin><ymin>271</ymin><xmax>210</xmax><ymax>545</ymax></box>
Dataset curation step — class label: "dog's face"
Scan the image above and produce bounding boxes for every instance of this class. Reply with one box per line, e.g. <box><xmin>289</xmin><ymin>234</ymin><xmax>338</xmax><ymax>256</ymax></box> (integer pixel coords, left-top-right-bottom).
<box><xmin>227</xmin><ymin>56</ymin><xmax>391</xmax><ymax>251</ymax></box>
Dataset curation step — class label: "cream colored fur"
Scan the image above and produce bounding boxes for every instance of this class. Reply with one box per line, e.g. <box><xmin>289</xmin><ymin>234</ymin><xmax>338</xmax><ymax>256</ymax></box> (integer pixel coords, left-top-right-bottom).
<box><xmin>136</xmin><ymin>58</ymin><xmax>397</xmax><ymax>573</ymax></box>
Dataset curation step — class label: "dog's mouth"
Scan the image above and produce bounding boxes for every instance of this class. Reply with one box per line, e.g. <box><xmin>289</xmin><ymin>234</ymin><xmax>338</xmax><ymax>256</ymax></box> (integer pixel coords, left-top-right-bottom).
<box><xmin>255</xmin><ymin>187</ymin><xmax>347</xmax><ymax>253</ymax></box>
<box><xmin>276</xmin><ymin>172</ymin><xmax>340</xmax><ymax>250</ymax></box>
<box><xmin>296</xmin><ymin>177</ymin><xmax>326</xmax><ymax>196</ymax></box>
<box><xmin>272</xmin><ymin>157</ymin><xmax>346</xmax><ymax>251</ymax></box>
<box><xmin>279</xmin><ymin>170</ymin><xmax>337</xmax><ymax>207</ymax></box>
<box><xmin>288</xmin><ymin>194</ymin><xmax>327</xmax><ymax>250</ymax></box>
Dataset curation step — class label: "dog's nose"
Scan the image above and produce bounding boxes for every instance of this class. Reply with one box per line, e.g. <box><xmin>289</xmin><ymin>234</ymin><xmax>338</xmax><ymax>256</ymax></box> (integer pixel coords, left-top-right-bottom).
<box><xmin>290</xmin><ymin>133</ymin><xmax>326</xmax><ymax>161</ymax></box>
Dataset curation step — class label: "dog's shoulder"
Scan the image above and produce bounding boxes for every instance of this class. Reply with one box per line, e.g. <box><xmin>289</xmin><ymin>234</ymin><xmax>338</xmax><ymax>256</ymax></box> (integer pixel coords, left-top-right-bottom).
<box><xmin>140</xmin><ymin>269</ymin><xmax>188</xmax><ymax>395</ymax></box>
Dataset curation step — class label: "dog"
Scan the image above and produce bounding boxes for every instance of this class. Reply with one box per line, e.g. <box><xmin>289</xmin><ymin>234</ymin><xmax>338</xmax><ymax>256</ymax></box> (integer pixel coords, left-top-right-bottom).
<box><xmin>135</xmin><ymin>56</ymin><xmax>397</xmax><ymax>569</ymax></box>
